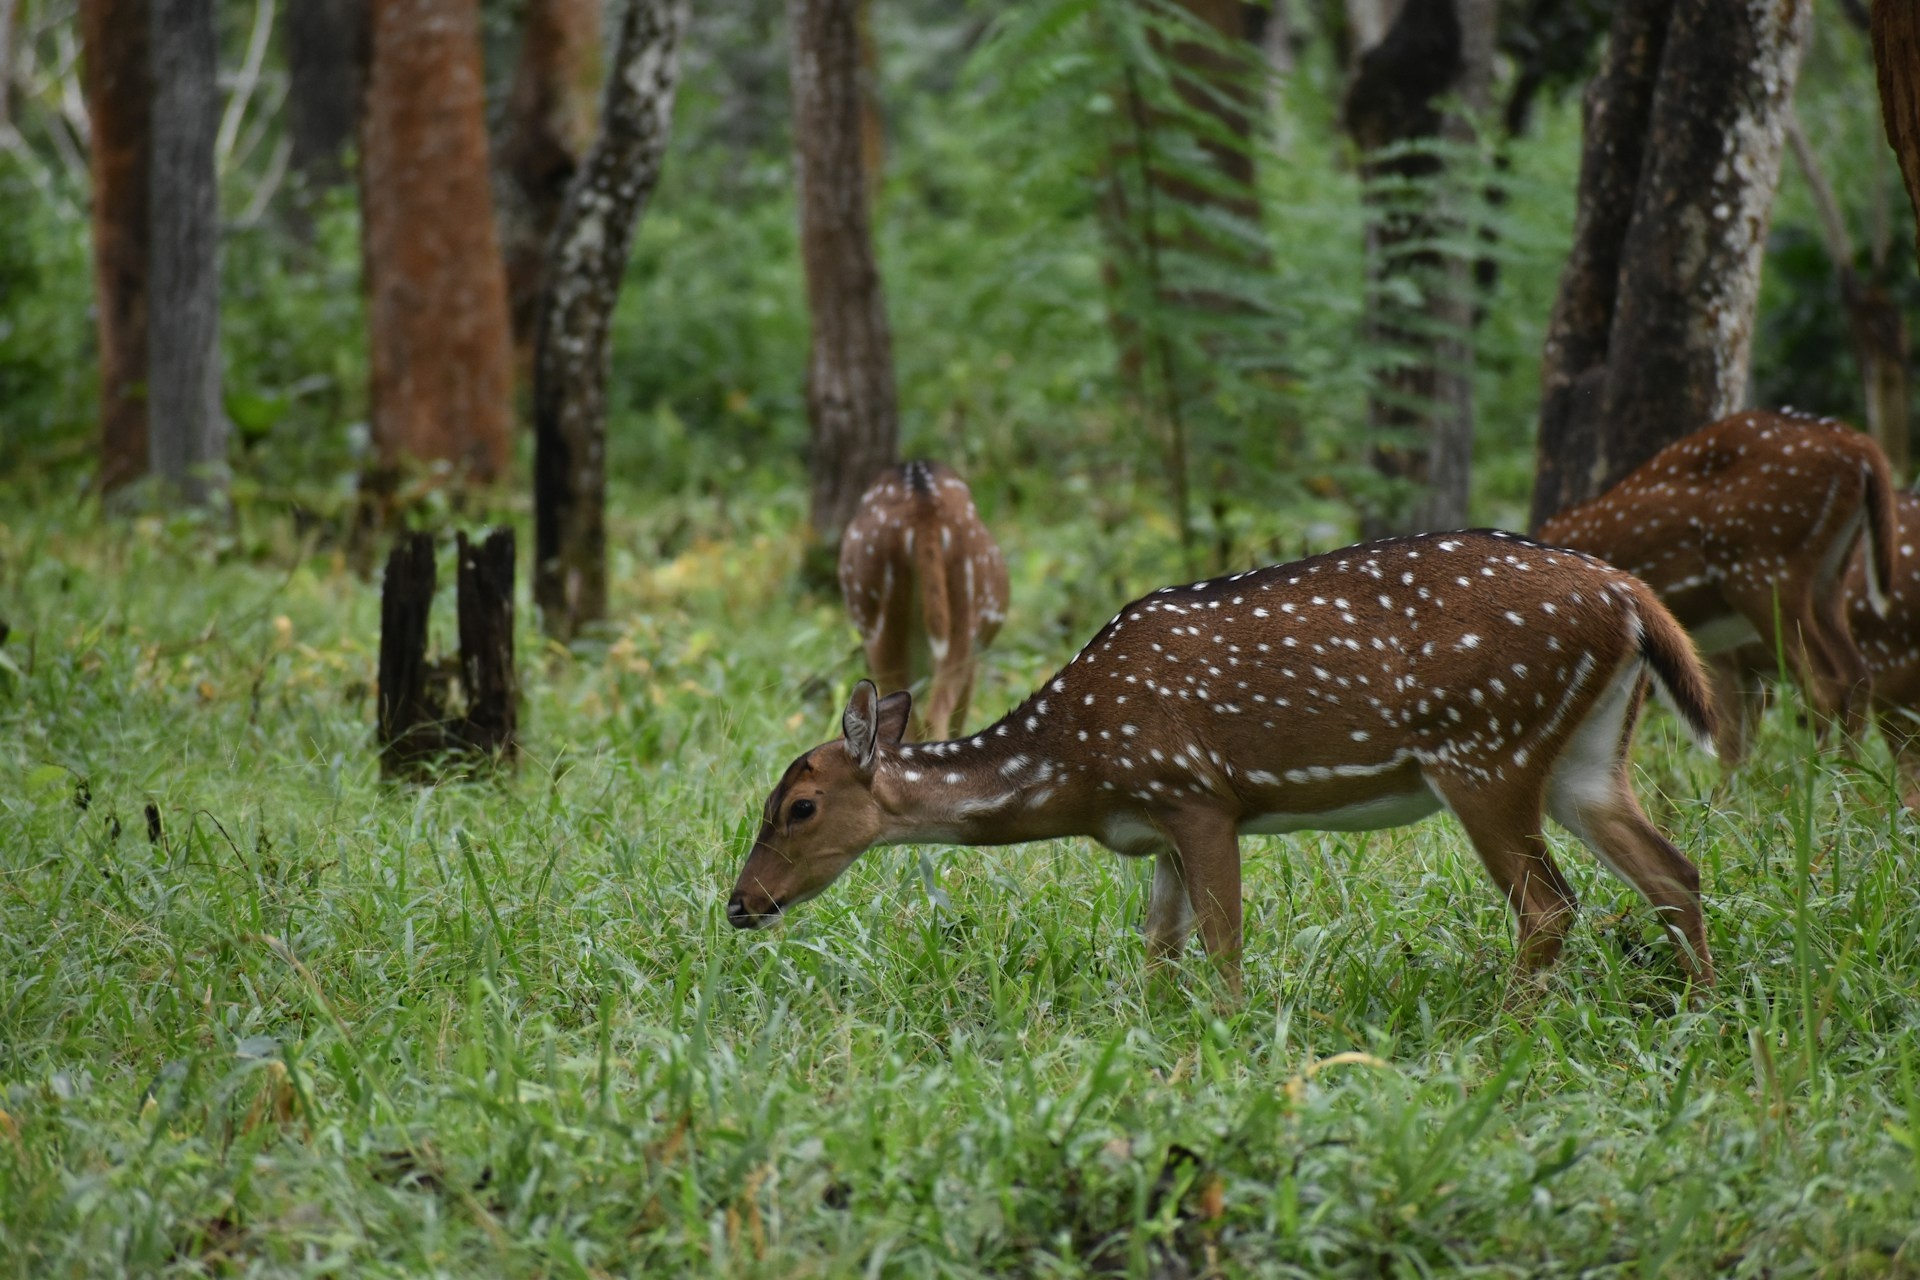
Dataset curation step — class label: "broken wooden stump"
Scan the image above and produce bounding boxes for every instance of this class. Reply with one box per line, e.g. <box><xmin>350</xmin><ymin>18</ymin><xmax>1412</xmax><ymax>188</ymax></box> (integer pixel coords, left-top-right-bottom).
<box><xmin>376</xmin><ymin>527</ymin><xmax>520</xmax><ymax>780</ymax></box>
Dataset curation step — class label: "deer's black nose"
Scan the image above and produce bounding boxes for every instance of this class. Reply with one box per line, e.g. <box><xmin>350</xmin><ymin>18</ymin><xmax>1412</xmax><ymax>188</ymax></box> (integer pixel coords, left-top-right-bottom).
<box><xmin>725</xmin><ymin>895</ymin><xmax>755</xmax><ymax>929</ymax></box>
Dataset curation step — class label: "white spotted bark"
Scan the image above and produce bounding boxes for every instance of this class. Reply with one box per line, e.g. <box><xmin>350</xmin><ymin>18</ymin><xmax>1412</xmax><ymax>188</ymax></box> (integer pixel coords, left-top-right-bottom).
<box><xmin>1531</xmin><ymin>0</ymin><xmax>1809</xmax><ymax>526</ymax></box>
<box><xmin>532</xmin><ymin>0</ymin><xmax>688</xmax><ymax>640</ymax></box>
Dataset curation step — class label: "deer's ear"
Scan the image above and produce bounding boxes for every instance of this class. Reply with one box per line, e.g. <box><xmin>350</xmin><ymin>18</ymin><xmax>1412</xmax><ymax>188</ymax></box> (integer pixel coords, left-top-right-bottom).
<box><xmin>842</xmin><ymin>680</ymin><xmax>881</xmax><ymax>772</ymax></box>
<box><xmin>875</xmin><ymin>690</ymin><xmax>912</xmax><ymax>746</ymax></box>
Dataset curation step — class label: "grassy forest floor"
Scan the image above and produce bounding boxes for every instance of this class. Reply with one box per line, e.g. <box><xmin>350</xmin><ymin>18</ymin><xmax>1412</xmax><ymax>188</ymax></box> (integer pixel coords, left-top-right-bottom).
<box><xmin>4</xmin><ymin>478</ymin><xmax>1920</xmax><ymax>1278</ymax></box>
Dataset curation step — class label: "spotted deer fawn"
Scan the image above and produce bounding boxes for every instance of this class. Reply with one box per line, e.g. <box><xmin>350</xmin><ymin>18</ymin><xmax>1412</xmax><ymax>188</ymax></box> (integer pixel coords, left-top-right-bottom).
<box><xmin>732</xmin><ymin>530</ymin><xmax>1717</xmax><ymax>992</ymax></box>
<box><xmin>1536</xmin><ymin>409</ymin><xmax>1896</xmax><ymax>762</ymax></box>
<box><xmin>838</xmin><ymin>461</ymin><xmax>1009</xmax><ymax>740</ymax></box>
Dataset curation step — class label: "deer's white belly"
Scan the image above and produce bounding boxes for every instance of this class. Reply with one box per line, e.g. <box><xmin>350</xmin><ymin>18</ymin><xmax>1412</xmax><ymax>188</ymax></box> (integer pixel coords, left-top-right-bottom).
<box><xmin>1236</xmin><ymin>778</ymin><xmax>1443</xmax><ymax>836</ymax></box>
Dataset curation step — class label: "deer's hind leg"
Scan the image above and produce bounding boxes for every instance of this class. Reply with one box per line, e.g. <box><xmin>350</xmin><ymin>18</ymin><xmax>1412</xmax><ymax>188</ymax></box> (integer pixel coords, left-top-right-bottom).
<box><xmin>1547</xmin><ymin>779</ymin><xmax>1712</xmax><ymax>986</ymax></box>
<box><xmin>863</xmin><ymin>579</ymin><xmax>918</xmax><ymax>729</ymax></box>
<box><xmin>1427</xmin><ymin>772</ymin><xmax>1579</xmax><ymax>975</ymax></box>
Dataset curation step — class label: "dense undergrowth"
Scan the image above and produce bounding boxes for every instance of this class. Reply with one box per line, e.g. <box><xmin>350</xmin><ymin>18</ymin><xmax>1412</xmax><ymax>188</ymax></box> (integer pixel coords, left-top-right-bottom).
<box><xmin>3</xmin><ymin>486</ymin><xmax>1919</xmax><ymax>1276</ymax></box>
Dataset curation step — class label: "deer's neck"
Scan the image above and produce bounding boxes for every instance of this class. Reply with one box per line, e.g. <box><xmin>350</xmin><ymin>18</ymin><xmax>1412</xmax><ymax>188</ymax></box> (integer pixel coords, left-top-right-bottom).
<box><xmin>872</xmin><ymin>707</ymin><xmax>1094</xmax><ymax>847</ymax></box>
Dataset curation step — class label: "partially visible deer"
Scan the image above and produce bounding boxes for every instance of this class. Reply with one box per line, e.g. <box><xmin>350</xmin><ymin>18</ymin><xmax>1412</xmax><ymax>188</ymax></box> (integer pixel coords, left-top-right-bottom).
<box><xmin>838</xmin><ymin>461</ymin><xmax>1009</xmax><ymax>740</ymax></box>
<box><xmin>733</xmin><ymin>530</ymin><xmax>1718</xmax><ymax>993</ymax></box>
<box><xmin>1847</xmin><ymin>491</ymin><xmax>1920</xmax><ymax>809</ymax></box>
<box><xmin>1536</xmin><ymin>409</ymin><xmax>1896</xmax><ymax>762</ymax></box>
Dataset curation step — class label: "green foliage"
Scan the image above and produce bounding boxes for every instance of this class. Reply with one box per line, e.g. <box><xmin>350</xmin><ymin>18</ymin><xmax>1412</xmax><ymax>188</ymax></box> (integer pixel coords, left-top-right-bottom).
<box><xmin>0</xmin><ymin>157</ymin><xmax>95</xmax><ymax>485</ymax></box>
<box><xmin>219</xmin><ymin>194</ymin><xmax>373</xmax><ymax>514</ymax></box>
<box><xmin>5</xmin><ymin>501</ymin><xmax>1920</xmax><ymax>1273</ymax></box>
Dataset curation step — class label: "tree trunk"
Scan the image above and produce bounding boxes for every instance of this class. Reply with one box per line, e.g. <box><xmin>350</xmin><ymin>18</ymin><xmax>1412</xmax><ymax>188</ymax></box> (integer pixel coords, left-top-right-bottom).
<box><xmin>284</xmin><ymin>0</ymin><xmax>366</xmax><ymax>199</ymax></box>
<box><xmin>455</xmin><ymin>528</ymin><xmax>518</xmax><ymax>759</ymax></box>
<box><xmin>498</xmin><ymin>0</ymin><xmax>601</xmax><ymax>356</ymax></box>
<box><xmin>377</xmin><ymin>532</ymin><xmax>440</xmax><ymax>777</ymax></box>
<box><xmin>1874</xmin><ymin>0</ymin><xmax>1920</xmax><ymax>263</ymax></box>
<box><xmin>791</xmin><ymin>0</ymin><xmax>898</xmax><ymax>545</ymax></box>
<box><xmin>79</xmin><ymin>0</ymin><xmax>151</xmax><ymax>496</ymax></box>
<box><xmin>377</xmin><ymin>528</ymin><xmax>520</xmax><ymax>779</ymax></box>
<box><xmin>0</xmin><ymin>0</ymin><xmax>20</xmax><ymax>133</ymax></box>
<box><xmin>1099</xmin><ymin>0</ymin><xmax>1267</xmax><ymax>555</ymax></box>
<box><xmin>1529</xmin><ymin>0</ymin><xmax>1667</xmax><ymax>528</ymax></box>
<box><xmin>1531</xmin><ymin>0</ymin><xmax>1810</xmax><ymax>527</ymax></box>
<box><xmin>360</xmin><ymin>0</ymin><xmax>515</xmax><ymax>488</ymax></box>
<box><xmin>1346</xmin><ymin>0</ymin><xmax>1491</xmax><ymax>535</ymax></box>
<box><xmin>532</xmin><ymin>0</ymin><xmax>688</xmax><ymax>640</ymax></box>
<box><xmin>856</xmin><ymin>0</ymin><xmax>883</xmax><ymax>189</ymax></box>
<box><xmin>148</xmin><ymin>0</ymin><xmax>225</xmax><ymax>504</ymax></box>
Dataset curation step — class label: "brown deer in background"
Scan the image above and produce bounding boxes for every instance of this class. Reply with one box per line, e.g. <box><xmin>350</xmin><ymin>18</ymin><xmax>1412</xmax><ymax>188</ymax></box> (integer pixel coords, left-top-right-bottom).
<box><xmin>1536</xmin><ymin>409</ymin><xmax>1896</xmax><ymax>763</ymax></box>
<box><xmin>838</xmin><ymin>461</ymin><xmax>1009</xmax><ymax>740</ymax></box>
<box><xmin>733</xmin><ymin>530</ymin><xmax>1718</xmax><ymax>993</ymax></box>
<box><xmin>1847</xmin><ymin>491</ymin><xmax>1920</xmax><ymax>808</ymax></box>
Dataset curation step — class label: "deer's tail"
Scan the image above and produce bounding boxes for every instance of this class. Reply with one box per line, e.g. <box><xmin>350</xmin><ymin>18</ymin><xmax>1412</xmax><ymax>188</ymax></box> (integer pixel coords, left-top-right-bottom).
<box><xmin>1631</xmin><ymin>581</ymin><xmax>1718</xmax><ymax>755</ymax></box>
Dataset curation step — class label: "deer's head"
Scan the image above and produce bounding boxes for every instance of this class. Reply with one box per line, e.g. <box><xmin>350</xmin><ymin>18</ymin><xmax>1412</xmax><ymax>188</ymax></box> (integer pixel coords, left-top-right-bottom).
<box><xmin>726</xmin><ymin>681</ymin><xmax>911</xmax><ymax>928</ymax></box>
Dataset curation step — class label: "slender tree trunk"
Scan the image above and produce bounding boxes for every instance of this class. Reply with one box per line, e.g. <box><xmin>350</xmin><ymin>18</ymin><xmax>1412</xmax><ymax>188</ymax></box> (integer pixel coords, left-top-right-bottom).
<box><xmin>1346</xmin><ymin>0</ymin><xmax>1491</xmax><ymax>535</ymax></box>
<box><xmin>79</xmin><ymin>0</ymin><xmax>151</xmax><ymax>495</ymax></box>
<box><xmin>149</xmin><ymin>0</ymin><xmax>225</xmax><ymax>504</ymax></box>
<box><xmin>855</xmin><ymin>0</ymin><xmax>883</xmax><ymax>189</ymax></box>
<box><xmin>1531</xmin><ymin>0</ymin><xmax>1809</xmax><ymax>527</ymax></box>
<box><xmin>284</xmin><ymin>0</ymin><xmax>365</xmax><ymax>197</ymax></box>
<box><xmin>498</xmin><ymin>0</ymin><xmax>601</xmax><ymax>356</ymax></box>
<box><xmin>0</xmin><ymin>0</ymin><xmax>20</xmax><ymax>133</ymax></box>
<box><xmin>1874</xmin><ymin>0</ymin><xmax>1920</xmax><ymax>263</ymax></box>
<box><xmin>1098</xmin><ymin>0</ymin><xmax>1267</xmax><ymax>555</ymax></box>
<box><xmin>533</xmin><ymin>0</ymin><xmax>688</xmax><ymax>640</ymax></box>
<box><xmin>791</xmin><ymin>0</ymin><xmax>898</xmax><ymax>544</ymax></box>
<box><xmin>1529</xmin><ymin>0</ymin><xmax>1666</xmax><ymax>528</ymax></box>
<box><xmin>359</xmin><ymin>0</ymin><xmax>515</xmax><ymax>488</ymax></box>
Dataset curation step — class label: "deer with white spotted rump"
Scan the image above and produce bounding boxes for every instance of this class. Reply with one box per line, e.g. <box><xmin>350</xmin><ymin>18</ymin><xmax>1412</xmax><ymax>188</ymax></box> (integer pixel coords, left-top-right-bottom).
<box><xmin>1536</xmin><ymin>409</ymin><xmax>1896</xmax><ymax>762</ymax></box>
<box><xmin>731</xmin><ymin>530</ymin><xmax>1718</xmax><ymax>992</ymax></box>
<box><xmin>838</xmin><ymin>461</ymin><xmax>1009</xmax><ymax>740</ymax></box>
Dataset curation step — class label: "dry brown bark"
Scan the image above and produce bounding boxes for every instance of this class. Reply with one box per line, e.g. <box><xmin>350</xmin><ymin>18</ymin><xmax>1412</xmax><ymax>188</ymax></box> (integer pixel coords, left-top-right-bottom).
<box><xmin>791</xmin><ymin>0</ymin><xmax>898</xmax><ymax>544</ymax></box>
<box><xmin>149</xmin><ymin>0</ymin><xmax>224</xmax><ymax>503</ymax></box>
<box><xmin>359</xmin><ymin>0</ymin><xmax>515</xmax><ymax>487</ymax></box>
<box><xmin>498</xmin><ymin>0</ymin><xmax>601</xmax><ymax>355</ymax></box>
<box><xmin>79</xmin><ymin>0</ymin><xmax>152</xmax><ymax>495</ymax></box>
<box><xmin>532</xmin><ymin>0</ymin><xmax>688</xmax><ymax>640</ymax></box>
<box><xmin>1531</xmin><ymin>0</ymin><xmax>1810</xmax><ymax>528</ymax></box>
<box><xmin>1874</xmin><ymin>0</ymin><xmax>1920</xmax><ymax>263</ymax></box>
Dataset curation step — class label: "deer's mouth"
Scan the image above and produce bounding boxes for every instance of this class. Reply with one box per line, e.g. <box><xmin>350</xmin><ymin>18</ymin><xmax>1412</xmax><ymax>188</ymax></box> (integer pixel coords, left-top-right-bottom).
<box><xmin>725</xmin><ymin>894</ymin><xmax>783</xmax><ymax>929</ymax></box>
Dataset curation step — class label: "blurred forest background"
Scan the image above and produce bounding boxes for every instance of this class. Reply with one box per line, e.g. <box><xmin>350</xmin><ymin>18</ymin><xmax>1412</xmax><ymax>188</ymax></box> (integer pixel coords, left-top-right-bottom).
<box><xmin>0</xmin><ymin>0</ymin><xmax>1908</xmax><ymax>605</ymax></box>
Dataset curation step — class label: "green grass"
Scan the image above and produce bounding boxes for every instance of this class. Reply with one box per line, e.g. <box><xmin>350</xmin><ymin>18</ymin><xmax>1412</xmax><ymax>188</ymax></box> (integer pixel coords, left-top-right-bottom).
<box><xmin>4</xmin><ymin>490</ymin><xmax>1920</xmax><ymax>1278</ymax></box>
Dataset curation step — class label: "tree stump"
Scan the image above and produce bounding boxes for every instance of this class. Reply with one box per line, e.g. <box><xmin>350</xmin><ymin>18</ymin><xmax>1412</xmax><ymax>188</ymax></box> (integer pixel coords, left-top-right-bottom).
<box><xmin>377</xmin><ymin>528</ymin><xmax>520</xmax><ymax>780</ymax></box>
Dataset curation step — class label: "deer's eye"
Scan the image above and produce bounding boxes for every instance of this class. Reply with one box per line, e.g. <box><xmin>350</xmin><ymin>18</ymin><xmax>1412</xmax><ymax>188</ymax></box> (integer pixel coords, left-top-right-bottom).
<box><xmin>789</xmin><ymin>798</ymin><xmax>817</xmax><ymax>823</ymax></box>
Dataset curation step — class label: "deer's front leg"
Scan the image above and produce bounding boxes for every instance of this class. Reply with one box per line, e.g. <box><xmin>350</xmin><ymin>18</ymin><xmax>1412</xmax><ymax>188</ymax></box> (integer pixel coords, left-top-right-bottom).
<box><xmin>1164</xmin><ymin>808</ymin><xmax>1244</xmax><ymax>995</ymax></box>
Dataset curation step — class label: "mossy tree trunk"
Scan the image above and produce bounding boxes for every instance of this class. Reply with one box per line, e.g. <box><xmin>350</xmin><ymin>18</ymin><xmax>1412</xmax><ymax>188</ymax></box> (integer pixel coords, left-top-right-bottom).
<box><xmin>498</xmin><ymin>0</ymin><xmax>602</xmax><ymax>358</ymax></box>
<box><xmin>532</xmin><ymin>0</ymin><xmax>688</xmax><ymax>640</ymax></box>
